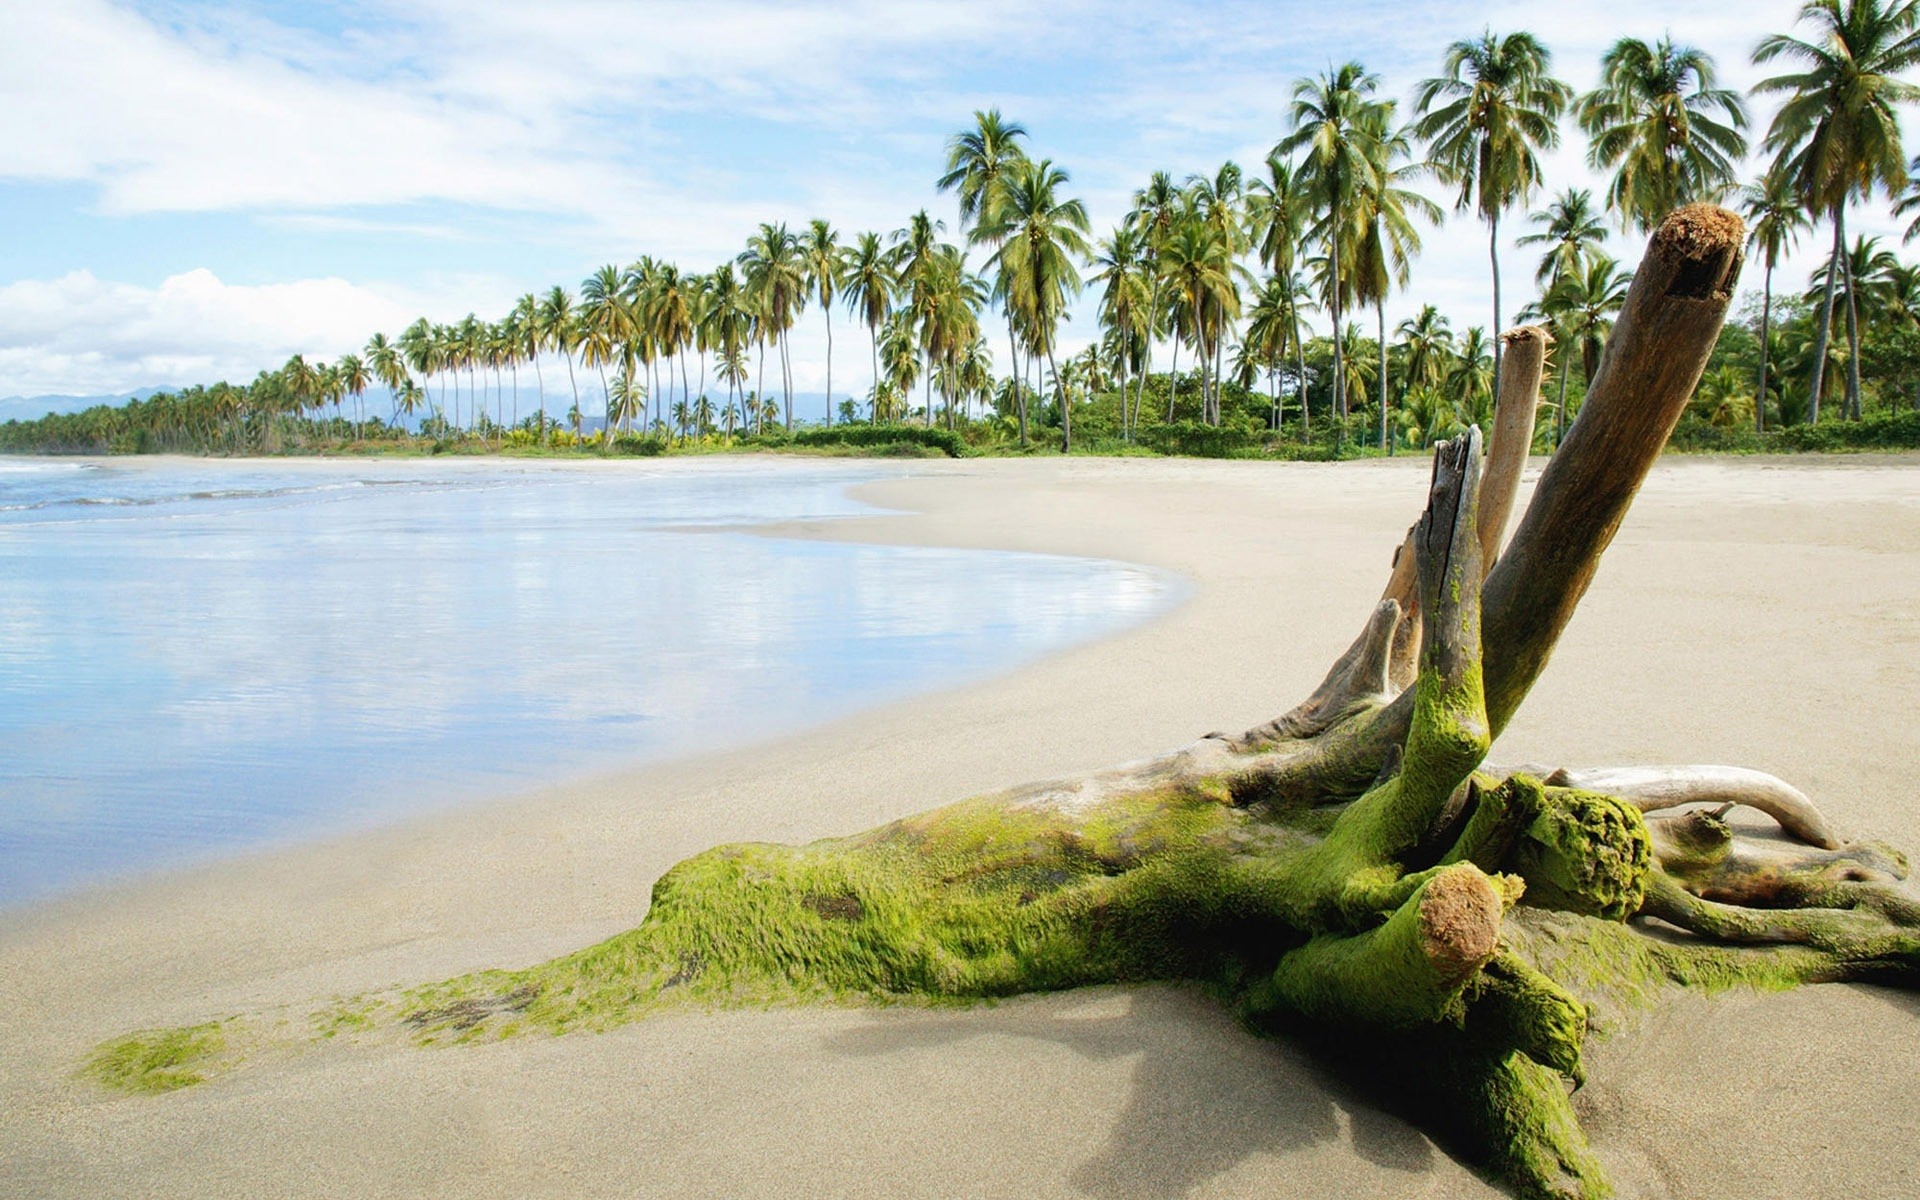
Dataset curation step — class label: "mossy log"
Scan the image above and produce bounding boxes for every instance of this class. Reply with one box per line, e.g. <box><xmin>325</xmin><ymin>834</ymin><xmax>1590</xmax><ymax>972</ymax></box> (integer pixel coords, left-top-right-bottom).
<box><xmin>91</xmin><ymin>207</ymin><xmax>1920</xmax><ymax>1200</ymax></box>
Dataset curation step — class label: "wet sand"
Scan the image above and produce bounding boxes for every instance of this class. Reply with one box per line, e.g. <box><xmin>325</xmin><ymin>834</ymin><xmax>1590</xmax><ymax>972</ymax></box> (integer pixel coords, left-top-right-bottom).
<box><xmin>3</xmin><ymin>453</ymin><xmax>1917</xmax><ymax>1198</ymax></box>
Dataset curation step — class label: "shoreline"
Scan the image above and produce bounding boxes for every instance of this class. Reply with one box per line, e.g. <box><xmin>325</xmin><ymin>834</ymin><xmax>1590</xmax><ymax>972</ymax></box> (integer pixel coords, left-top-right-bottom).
<box><xmin>4</xmin><ymin>454</ymin><xmax>1919</xmax><ymax>1198</ymax></box>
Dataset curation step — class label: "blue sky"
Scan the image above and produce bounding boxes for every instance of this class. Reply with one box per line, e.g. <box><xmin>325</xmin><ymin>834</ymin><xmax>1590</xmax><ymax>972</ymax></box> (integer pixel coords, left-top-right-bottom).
<box><xmin>0</xmin><ymin>0</ymin><xmax>1899</xmax><ymax>404</ymax></box>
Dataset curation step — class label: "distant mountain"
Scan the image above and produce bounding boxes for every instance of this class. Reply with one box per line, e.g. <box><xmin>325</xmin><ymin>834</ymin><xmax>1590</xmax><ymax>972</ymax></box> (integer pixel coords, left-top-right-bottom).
<box><xmin>0</xmin><ymin>389</ymin><xmax>165</xmax><ymax>423</ymax></box>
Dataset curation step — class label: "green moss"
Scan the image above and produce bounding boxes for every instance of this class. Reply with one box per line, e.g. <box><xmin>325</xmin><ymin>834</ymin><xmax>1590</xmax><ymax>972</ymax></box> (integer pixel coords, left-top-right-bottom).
<box><xmin>83</xmin><ymin>1022</ymin><xmax>228</xmax><ymax>1094</ymax></box>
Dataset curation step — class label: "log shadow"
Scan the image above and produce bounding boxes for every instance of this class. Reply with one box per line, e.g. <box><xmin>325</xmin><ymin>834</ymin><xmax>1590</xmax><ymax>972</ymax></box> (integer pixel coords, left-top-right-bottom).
<box><xmin>819</xmin><ymin>983</ymin><xmax>1438</xmax><ymax>1200</ymax></box>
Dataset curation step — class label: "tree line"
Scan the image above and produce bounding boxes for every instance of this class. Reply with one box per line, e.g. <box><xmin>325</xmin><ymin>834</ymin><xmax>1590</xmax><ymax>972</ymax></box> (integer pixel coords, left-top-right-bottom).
<box><xmin>9</xmin><ymin>0</ymin><xmax>1920</xmax><ymax>458</ymax></box>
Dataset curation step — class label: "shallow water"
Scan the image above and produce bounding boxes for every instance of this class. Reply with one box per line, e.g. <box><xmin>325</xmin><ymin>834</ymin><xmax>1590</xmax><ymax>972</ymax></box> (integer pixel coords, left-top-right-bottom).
<box><xmin>0</xmin><ymin>457</ymin><xmax>1174</xmax><ymax>908</ymax></box>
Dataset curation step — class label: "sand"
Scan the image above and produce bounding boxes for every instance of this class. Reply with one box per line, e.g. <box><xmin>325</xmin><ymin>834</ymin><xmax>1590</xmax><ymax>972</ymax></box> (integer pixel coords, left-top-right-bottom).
<box><xmin>2</xmin><ymin>453</ymin><xmax>1918</xmax><ymax>1199</ymax></box>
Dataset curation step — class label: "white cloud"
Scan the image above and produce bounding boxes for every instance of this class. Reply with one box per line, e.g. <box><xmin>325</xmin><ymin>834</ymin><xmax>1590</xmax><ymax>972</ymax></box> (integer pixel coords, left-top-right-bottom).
<box><xmin>0</xmin><ymin>269</ymin><xmax>517</xmax><ymax>397</ymax></box>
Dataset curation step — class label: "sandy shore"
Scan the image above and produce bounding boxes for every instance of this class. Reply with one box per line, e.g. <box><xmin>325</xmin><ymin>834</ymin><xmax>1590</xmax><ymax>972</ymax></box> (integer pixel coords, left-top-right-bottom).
<box><xmin>3</xmin><ymin>453</ymin><xmax>1918</xmax><ymax>1198</ymax></box>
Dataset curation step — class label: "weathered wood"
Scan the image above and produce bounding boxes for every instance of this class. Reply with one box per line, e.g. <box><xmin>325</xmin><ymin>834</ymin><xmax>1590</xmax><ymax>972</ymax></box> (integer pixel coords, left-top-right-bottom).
<box><xmin>1480</xmin><ymin>205</ymin><xmax>1744</xmax><ymax>734</ymax></box>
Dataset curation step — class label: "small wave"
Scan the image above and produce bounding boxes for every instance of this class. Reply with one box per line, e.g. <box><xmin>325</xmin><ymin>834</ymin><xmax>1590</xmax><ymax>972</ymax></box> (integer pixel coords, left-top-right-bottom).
<box><xmin>0</xmin><ymin>476</ymin><xmax>425</xmax><ymax>515</ymax></box>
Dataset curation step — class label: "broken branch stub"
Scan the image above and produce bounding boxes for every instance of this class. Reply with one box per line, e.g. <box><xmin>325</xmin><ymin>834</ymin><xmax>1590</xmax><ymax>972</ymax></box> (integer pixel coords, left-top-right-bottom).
<box><xmin>1480</xmin><ymin>205</ymin><xmax>1744</xmax><ymax>735</ymax></box>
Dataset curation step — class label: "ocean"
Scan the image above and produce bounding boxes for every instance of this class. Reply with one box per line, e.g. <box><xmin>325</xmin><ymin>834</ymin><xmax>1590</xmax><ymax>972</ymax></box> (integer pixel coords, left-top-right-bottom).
<box><xmin>0</xmin><ymin>456</ymin><xmax>1174</xmax><ymax>908</ymax></box>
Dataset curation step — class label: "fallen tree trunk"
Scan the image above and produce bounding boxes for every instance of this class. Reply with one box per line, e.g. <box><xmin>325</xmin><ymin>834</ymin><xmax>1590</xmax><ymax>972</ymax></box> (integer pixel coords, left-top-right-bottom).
<box><xmin>90</xmin><ymin>207</ymin><xmax>1920</xmax><ymax>1200</ymax></box>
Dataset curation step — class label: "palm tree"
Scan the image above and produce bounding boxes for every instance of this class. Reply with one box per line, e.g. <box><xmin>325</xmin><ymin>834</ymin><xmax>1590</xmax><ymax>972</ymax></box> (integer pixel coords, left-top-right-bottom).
<box><xmin>1578</xmin><ymin>36</ymin><xmax>1750</xmax><ymax>231</ymax></box>
<box><xmin>364</xmin><ymin>332</ymin><xmax>409</xmax><ymax>429</ymax></box>
<box><xmin>841</xmin><ymin>232</ymin><xmax>896</xmax><ymax>423</ymax></box>
<box><xmin>1396</xmin><ymin>305</ymin><xmax>1456</xmax><ymax>430</ymax></box>
<box><xmin>1517</xmin><ymin>188</ymin><xmax>1607</xmax><ymax>287</ymax></box>
<box><xmin>1281</xmin><ymin>62</ymin><xmax>1384</xmax><ymax>434</ymax></box>
<box><xmin>1127</xmin><ymin>170</ymin><xmax>1182</xmax><ymax>435</ymax></box>
<box><xmin>1741</xmin><ymin>169</ymin><xmax>1812</xmax><ymax>429</ymax></box>
<box><xmin>985</xmin><ymin>161</ymin><xmax>1091</xmax><ymax>450</ymax></box>
<box><xmin>1804</xmin><ymin>233</ymin><xmax>1902</xmax><ymax>362</ymax></box>
<box><xmin>1756</xmin><ymin>0</ymin><xmax>1920</xmax><ymax>422</ymax></box>
<box><xmin>579</xmin><ymin>266</ymin><xmax>628</xmax><ymax>422</ymax></box>
<box><xmin>938</xmin><ymin>109</ymin><xmax>1030</xmax><ymax>414</ymax></box>
<box><xmin>739</xmin><ymin>223</ymin><xmax>807</xmax><ymax>429</ymax></box>
<box><xmin>1414</xmin><ymin>30</ymin><xmax>1572</xmax><ymax>397</ymax></box>
<box><xmin>539</xmin><ymin>286</ymin><xmax>581</xmax><ymax>430</ymax></box>
<box><xmin>513</xmin><ymin>293</ymin><xmax>547</xmax><ymax>441</ymax></box>
<box><xmin>1091</xmin><ymin>223</ymin><xmax>1152</xmax><ymax>438</ymax></box>
<box><xmin>1247</xmin><ymin>152</ymin><xmax>1315</xmax><ymax>435</ymax></box>
<box><xmin>1536</xmin><ymin>255</ymin><xmax>1632</xmax><ymax>443</ymax></box>
<box><xmin>802</xmin><ymin>220</ymin><xmax>842</xmax><ymax>426</ymax></box>
<box><xmin>337</xmin><ymin>353</ymin><xmax>371</xmax><ymax>440</ymax></box>
<box><xmin>397</xmin><ymin>319</ymin><xmax>443</xmax><ymax>424</ymax></box>
<box><xmin>1351</xmin><ymin>104</ymin><xmax>1440</xmax><ymax>449</ymax></box>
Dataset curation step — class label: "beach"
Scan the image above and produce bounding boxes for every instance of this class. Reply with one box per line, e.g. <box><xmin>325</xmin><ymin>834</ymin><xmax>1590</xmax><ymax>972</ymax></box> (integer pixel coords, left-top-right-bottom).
<box><xmin>2</xmin><ymin>452</ymin><xmax>1918</xmax><ymax>1198</ymax></box>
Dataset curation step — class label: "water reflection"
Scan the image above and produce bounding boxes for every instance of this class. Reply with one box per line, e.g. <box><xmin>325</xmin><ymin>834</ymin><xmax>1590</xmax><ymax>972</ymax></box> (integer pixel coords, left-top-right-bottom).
<box><xmin>0</xmin><ymin>459</ymin><xmax>1173</xmax><ymax>907</ymax></box>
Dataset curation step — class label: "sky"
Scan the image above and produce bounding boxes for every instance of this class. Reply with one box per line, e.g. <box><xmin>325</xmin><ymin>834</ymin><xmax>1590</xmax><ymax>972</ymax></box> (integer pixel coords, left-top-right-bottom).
<box><xmin>0</xmin><ymin>0</ymin><xmax>1909</xmax><ymax>408</ymax></box>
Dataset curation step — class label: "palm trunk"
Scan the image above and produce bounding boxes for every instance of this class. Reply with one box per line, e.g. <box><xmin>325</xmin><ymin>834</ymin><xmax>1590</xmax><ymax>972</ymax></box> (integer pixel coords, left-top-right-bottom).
<box><xmin>1292</xmin><ymin>308</ymin><xmax>1309</xmax><ymax>437</ymax></box>
<box><xmin>1331</xmin><ymin>238</ymin><xmax>1346</xmax><ymax>439</ymax></box>
<box><xmin>1756</xmin><ymin>262</ymin><xmax>1771</xmax><ymax>434</ymax></box>
<box><xmin>871</xmin><ymin>322</ymin><xmax>882</xmax><ymax>423</ymax></box>
<box><xmin>1555</xmin><ymin>337</ymin><xmax>1571</xmax><ymax>450</ymax></box>
<box><xmin>1166</xmin><ymin>335</ymin><xmax>1181</xmax><ymax>421</ymax></box>
<box><xmin>823</xmin><ymin>309</ymin><xmax>834</xmax><ymax>428</ymax></box>
<box><xmin>756</xmin><ymin>339</ymin><xmax>767</xmax><ymax>435</ymax></box>
<box><xmin>1489</xmin><ymin>211</ymin><xmax>1504</xmax><ymax>403</ymax></box>
<box><xmin>1842</xmin><ymin>232</ymin><xmax>1862</xmax><ymax>421</ymax></box>
<box><xmin>782</xmin><ymin>338</ymin><xmax>794</xmax><ymax>431</ymax></box>
<box><xmin>1051</xmin><ymin>346</ymin><xmax>1070</xmax><ymax>452</ymax></box>
<box><xmin>1008</xmin><ymin>313</ymin><xmax>1027</xmax><ymax>446</ymax></box>
<box><xmin>681</xmin><ymin>358</ymin><xmax>693</xmax><ymax>435</ymax></box>
<box><xmin>1377</xmin><ymin>297</ymin><xmax>1389</xmax><ymax>453</ymax></box>
<box><xmin>1808</xmin><ymin>210</ymin><xmax>1842</xmax><ymax>425</ymax></box>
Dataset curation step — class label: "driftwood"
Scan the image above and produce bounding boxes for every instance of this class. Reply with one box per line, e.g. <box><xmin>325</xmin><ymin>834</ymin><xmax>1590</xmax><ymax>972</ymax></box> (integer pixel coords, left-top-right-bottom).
<box><xmin>92</xmin><ymin>207</ymin><xmax>1920</xmax><ymax>1200</ymax></box>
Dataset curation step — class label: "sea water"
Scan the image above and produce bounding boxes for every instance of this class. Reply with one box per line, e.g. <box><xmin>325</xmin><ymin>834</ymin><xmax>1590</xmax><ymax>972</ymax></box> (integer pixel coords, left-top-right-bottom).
<box><xmin>0</xmin><ymin>457</ymin><xmax>1174</xmax><ymax>908</ymax></box>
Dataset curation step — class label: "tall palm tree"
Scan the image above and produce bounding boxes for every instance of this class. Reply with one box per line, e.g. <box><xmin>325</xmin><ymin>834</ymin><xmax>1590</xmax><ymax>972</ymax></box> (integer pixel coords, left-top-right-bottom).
<box><xmin>337</xmin><ymin>353</ymin><xmax>371</xmax><ymax>440</ymax></box>
<box><xmin>579</xmin><ymin>266</ymin><xmax>628</xmax><ymax>425</ymax></box>
<box><xmin>739</xmin><ymin>223</ymin><xmax>807</xmax><ymax>429</ymax></box>
<box><xmin>1534</xmin><ymin>254</ymin><xmax>1632</xmax><ymax>443</ymax></box>
<box><xmin>841</xmin><ymin>232</ymin><xmax>896</xmax><ymax>422</ymax></box>
<box><xmin>538</xmin><ymin>286</ymin><xmax>581</xmax><ymax>429</ymax></box>
<box><xmin>1578</xmin><ymin>36</ymin><xmax>1750</xmax><ymax>231</ymax></box>
<box><xmin>1247</xmin><ymin>152</ymin><xmax>1315</xmax><ymax>435</ymax></box>
<box><xmin>985</xmin><ymin>158</ymin><xmax>1091</xmax><ymax>450</ymax></box>
<box><xmin>1351</xmin><ymin>103</ymin><xmax>1440</xmax><ymax>449</ymax></box>
<box><xmin>1158</xmin><ymin>219</ymin><xmax>1240</xmax><ymax>425</ymax></box>
<box><xmin>1756</xmin><ymin>0</ymin><xmax>1920</xmax><ymax>422</ymax></box>
<box><xmin>1091</xmin><ymin>223</ymin><xmax>1152</xmax><ymax>439</ymax></box>
<box><xmin>891</xmin><ymin>209</ymin><xmax>950</xmax><ymax>430</ymax></box>
<box><xmin>1281</xmin><ymin>62</ymin><xmax>1384</xmax><ymax>433</ymax></box>
<box><xmin>1517</xmin><ymin>188</ymin><xmax>1607</xmax><ymax>287</ymax></box>
<box><xmin>938</xmin><ymin>109</ymin><xmax>1031</xmax><ymax>414</ymax></box>
<box><xmin>1414</xmin><ymin>30</ymin><xmax>1572</xmax><ymax>397</ymax></box>
<box><xmin>364</xmin><ymin>332</ymin><xmax>409</xmax><ymax>428</ymax></box>
<box><xmin>1804</xmin><ymin>233</ymin><xmax>1896</xmax><ymax>416</ymax></box>
<box><xmin>1740</xmin><ymin>169</ymin><xmax>1812</xmax><ymax>429</ymax></box>
<box><xmin>802</xmin><ymin>220</ymin><xmax>842</xmax><ymax>426</ymax></box>
<box><xmin>1127</xmin><ymin>170</ymin><xmax>1182</xmax><ymax>435</ymax></box>
<box><xmin>513</xmin><ymin>293</ymin><xmax>547</xmax><ymax>441</ymax></box>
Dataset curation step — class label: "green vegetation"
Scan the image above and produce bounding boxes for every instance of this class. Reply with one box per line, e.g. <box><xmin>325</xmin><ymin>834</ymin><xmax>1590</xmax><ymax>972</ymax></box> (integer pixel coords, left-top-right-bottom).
<box><xmin>81</xmin><ymin>1022</ymin><xmax>227</xmax><ymax>1094</ymax></box>
<box><xmin>12</xmin><ymin>2</ymin><xmax>1920</xmax><ymax>462</ymax></box>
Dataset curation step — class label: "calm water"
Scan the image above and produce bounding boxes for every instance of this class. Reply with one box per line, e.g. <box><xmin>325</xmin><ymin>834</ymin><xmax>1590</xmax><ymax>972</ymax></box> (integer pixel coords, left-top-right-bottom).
<box><xmin>0</xmin><ymin>457</ymin><xmax>1174</xmax><ymax>908</ymax></box>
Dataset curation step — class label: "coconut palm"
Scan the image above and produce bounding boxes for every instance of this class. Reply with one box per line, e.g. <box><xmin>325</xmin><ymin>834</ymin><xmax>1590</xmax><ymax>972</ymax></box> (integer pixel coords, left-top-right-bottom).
<box><xmin>1821</xmin><ymin>235</ymin><xmax>1909</xmax><ymax>421</ymax></box>
<box><xmin>1517</xmin><ymin>188</ymin><xmax>1608</xmax><ymax>288</ymax></box>
<box><xmin>1126</xmin><ymin>170</ymin><xmax>1183</xmax><ymax>435</ymax></box>
<box><xmin>337</xmin><ymin>353</ymin><xmax>371</xmax><ymax>439</ymax></box>
<box><xmin>1281</xmin><ymin>62</ymin><xmax>1384</xmax><ymax>433</ymax></box>
<box><xmin>512</xmin><ymin>294</ymin><xmax>547</xmax><ymax>440</ymax></box>
<box><xmin>802</xmin><ymin>220</ymin><xmax>842</xmax><ymax>426</ymax></box>
<box><xmin>1247</xmin><ymin>152</ymin><xmax>1316</xmax><ymax>433</ymax></box>
<box><xmin>1537</xmin><ymin>254</ymin><xmax>1632</xmax><ymax>442</ymax></box>
<box><xmin>1741</xmin><ymin>169</ymin><xmax>1813</xmax><ymax>428</ymax></box>
<box><xmin>841</xmin><ymin>231</ymin><xmax>896</xmax><ymax>423</ymax></box>
<box><xmin>1577</xmin><ymin>36</ymin><xmax>1750</xmax><ymax>231</ymax></box>
<box><xmin>364</xmin><ymin>332</ymin><xmax>409</xmax><ymax>428</ymax></box>
<box><xmin>1414</xmin><ymin>30</ymin><xmax>1572</xmax><ymax>396</ymax></box>
<box><xmin>938</xmin><ymin>110</ymin><xmax>1031</xmax><ymax>410</ymax></box>
<box><xmin>1756</xmin><ymin>0</ymin><xmax>1920</xmax><ymax>422</ymax></box>
<box><xmin>579</xmin><ymin>266</ymin><xmax>628</xmax><ymax>421</ymax></box>
<box><xmin>1350</xmin><ymin>103</ymin><xmax>1440</xmax><ymax>449</ymax></box>
<box><xmin>539</xmin><ymin>286</ymin><xmax>581</xmax><ymax>430</ymax></box>
<box><xmin>1091</xmin><ymin>223</ymin><xmax>1152</xmax><ymax>438</ymax></box>
<box><xmin>740</xmin><ymin>223</ymin><xmax>808</xmax><ymax>429</ymax></box>
<box><xmin>985</xmin><ymin>158</ymin><xmax>1092</xmax><ymax>450</ymax></box>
